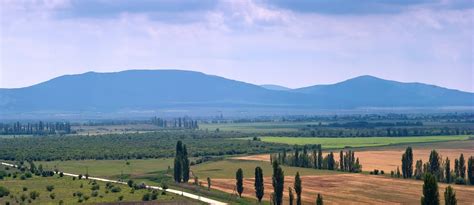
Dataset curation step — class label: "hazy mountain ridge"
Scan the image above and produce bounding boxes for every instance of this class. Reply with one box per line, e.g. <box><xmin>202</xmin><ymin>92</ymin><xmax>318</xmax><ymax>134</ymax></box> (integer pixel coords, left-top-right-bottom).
<box><xmin>1</xmin><ymin>70</ymin><xmax>473</xmax><ymax>116</ymax></box>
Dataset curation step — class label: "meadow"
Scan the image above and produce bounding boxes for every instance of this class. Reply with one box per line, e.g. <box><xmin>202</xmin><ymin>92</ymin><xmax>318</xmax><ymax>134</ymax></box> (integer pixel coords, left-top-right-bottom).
<box><xmin>256</xmin><ymin>135</ymin><xmax>471</xmax><ymax>149</ymax></box>
<box><xmin>0</xmin><ymin>170</ymin><xmax>196</xmax><ymax>205</ymax></box>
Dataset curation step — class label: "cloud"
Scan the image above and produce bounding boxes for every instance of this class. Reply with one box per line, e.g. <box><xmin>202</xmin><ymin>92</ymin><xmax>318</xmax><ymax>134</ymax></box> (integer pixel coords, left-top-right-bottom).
<box><xmin>0</xmin><ymin>0</ymin><xmax>472</xmax><ymax>92</ymax></box>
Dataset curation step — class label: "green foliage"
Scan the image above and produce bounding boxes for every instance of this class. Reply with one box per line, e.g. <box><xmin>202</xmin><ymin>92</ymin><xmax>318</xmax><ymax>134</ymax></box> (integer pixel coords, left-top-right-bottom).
<box><xmin>402</xmin><ymin>147</ymin><xmax>413</xmax><ymax>178</ymax></box>
<box><xmin>236</xmin><ymin>168</ymin><xmax>243</xmax><ymax>197</ymax></box>
<box><xmin>288</xmin><ymin>187</ymin><xmax>294</xmax><ymax>205</ymax></box>
<box><xmin>272</xmin><ymin>161</ymin><xmax>284</xmax><ymax>205</ymax></box>
<box><xmin>29</xmin><ymin>190</ymin><xmax>40</xmax><ymax>200</ymax></box>
<box><xmin>46</xmin><ymin>185</ymin><xmax>54</xmax><ymax>192</ymax></box>
<box><xmin>421</xmin><ymin>173</ymin><xmax>439</xmax><ymax>205</ymax></box>
<box><xmin>468</xmin><ymin>156</ymin><xmax>474</xmax><ymax>185</ymax></box>
<box><xmin>254</xmin><ymin>166</ymin><xmax>264</xmax><ymax>202</ymax></box>
<box><xmin>444</xmin><ymin>186</ymin><xmax>456</xmax><ymax>205</ymax></box>
<box><xmin>0</xmin><ymin>186</ymin><xmax>10</xmax><ymax>197</ymax></box>
<box><xmin>294</xmin><ymin>172</ymin><xmax>302</xmax><ymax>205</ymax></box>
<box><xmin>316</xmin><ymin>193</ymin><xmax>323</xmax><ymax>205</ymax></box>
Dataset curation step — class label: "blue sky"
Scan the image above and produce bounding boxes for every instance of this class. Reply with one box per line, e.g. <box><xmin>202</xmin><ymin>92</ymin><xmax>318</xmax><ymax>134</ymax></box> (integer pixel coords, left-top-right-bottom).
<box><xmin>1</xmin><ymin>0</ymin><xmax>473</xmax><ymax>91</ymax></box>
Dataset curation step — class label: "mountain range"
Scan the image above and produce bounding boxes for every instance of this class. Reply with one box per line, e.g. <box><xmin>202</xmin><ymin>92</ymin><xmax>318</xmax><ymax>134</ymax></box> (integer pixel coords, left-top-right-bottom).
<box><xmin>0</xmin><ymin>70</ymin><xmax>473</xmax><ymax>118</ymax></box>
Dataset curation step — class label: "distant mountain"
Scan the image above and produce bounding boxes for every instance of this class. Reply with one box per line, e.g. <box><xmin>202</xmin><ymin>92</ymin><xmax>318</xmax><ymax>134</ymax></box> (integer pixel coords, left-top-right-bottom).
<box><xmin>260</xmin><ymin>84</ymin><xmax>291</xmax><ymax>91</ymax></box>
<box><xmin>1</xmin><ymin>70</ymin><xmax>473</xmax><ymax>117</ymax></box>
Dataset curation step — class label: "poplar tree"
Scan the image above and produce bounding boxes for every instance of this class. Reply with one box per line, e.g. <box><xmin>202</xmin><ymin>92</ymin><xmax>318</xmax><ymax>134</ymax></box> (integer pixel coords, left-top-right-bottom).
<box><xmin>173</xmin><ymin>141</ymin><xmax>183</xmax><ymax>182</ymax></box>
<box><xmin>445</xmin><ymin>157</ymin><xmax>451</xmax><ymax>183</ymax></box>
<box><xmin>272</xmin><ymin>161</ymin><xmax>284</xmax><ymax>205</ymax></box>
<box><xmin>254</xmin><ymin>167</ymin><xmax>264</xmax><ymax>203</ymax></box>
<box><xmin>468</xmin><ymin>157</ymin><xmax>474</xmax><ymax>185</ymax></box>
<box><xmin>421</xmin><ymin>173</ymin><xmax>440</xmax><ymax>205</ymax></box>
<box><xmin>289</xmin><ymin>187</ymin><xmax>294</xmax><ymax>205</ymax></box>
<box><xmin>236</xmin><ymin>168</ymin><xmax>243</xmax><ymax>197</ymax></box>
<box><xmin>402</xmin><ymin>147</ymin><xmax>413</xmax><ymax>178</ymax></box>
<box><xmin>444</xmin><ymin>186</ymin><xmax>456</xmax><ymax>205</ymax></box>
<box><xmin>316</xmin><ymin>193</ymin><xmax>323</xmax><ymax>205</ymax></box>
<box><xmin>182</xmin><ymin>145</ymin><xmax>190</xmax><ymax>182</ymax></box>
<box><xmin>294</xmin><ymin>172</ymin><xmax>302</xmax><ymax>205</ymax></box>
<box><xmin>458</xmin><ymin>154</ymin><xmax>465</xmax><ymax>179</ymax></box>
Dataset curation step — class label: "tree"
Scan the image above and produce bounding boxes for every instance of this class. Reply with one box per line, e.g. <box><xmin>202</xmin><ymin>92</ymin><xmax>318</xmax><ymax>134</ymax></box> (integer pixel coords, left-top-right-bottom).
<box><xmin>207</xmin><ymin>177</ymin><xmax>211</xmax><ymax>191</ymax></box>
<box><xmin>294</xmin><ymin>172</ymin><xmax>302</xmax><ymax>205</ymax></box>
<box><xmin>236</xmin><ymin>168</ymin><xmax>243</xmax><ymax>197</ymax></box>
<box><xmin>182</xmin><ymin>145</ymin><xmax>190</xmax><ymax>182</ymax></box>
<box><xmin>173</xmin><ymin>141</ymin><xmax>183</xmax><ymax>182</ymax></box>
<box><xmin>316</xmin><ymin>193</ymin><xmax>323</xmax><ymax>205</ymax></box>
<box><xmin>402</xmin><ymin>147</ymin><xmax>413</xmax><ymax>178</ymax></box>
<box><xmin>468</xmin><ymin>157</ymin><xmax>474</xmax><ymax>185</ymax></box>
<box><xmin>444</xmin><ymin>186</ymin><xmax>456</xmax><ymax>205</ymax></box>
<box><xmin>415</xmin><ymin>160</ymin><xmax>424</xmax><ymax>180</ymax></box>
<box><xmin>272</xmin><ymin>161</ymin><xmax>284</xmax><ymax>205</ymax></box>
<box><xmin>317</xmin><ymin>146</ymin><xmax>323</xmax><ymax>169</ymax></box>
<box><xmin>339</xmin><ymin>151</ymin><xmax>344</xmax><ymax>171</ymax></box>
<box><xmin>458</xmin><ymin>154</ymin><xmax>465</xmax><ymax>179</ymax></box>
<box><xmin>289</xmin><ymin>187</ymin><xmax>294</xmax><ymax>205</ymax></box>
<box><xmin>254</xmin><ymin>167</ymin><xmax>264</xmax><ymax>203</ymax></box>
<box><xmin>454</xmin><ymin>159</ymin><xmax>459</xmax><ymax>178</ymax></box>
<box><xmin>421</xmin><ymin>173</ymin><xmax>440</xmax><ymax>205</ymax></box>
<box><xmin>429</xmin><ymin>150</ymin><xmax>441</xmax><ymax>180</ymax></box>
<box><xmin>445</xmin><ymin>157</ymin><xmax>451</xmax><ymax>183</ymax></box>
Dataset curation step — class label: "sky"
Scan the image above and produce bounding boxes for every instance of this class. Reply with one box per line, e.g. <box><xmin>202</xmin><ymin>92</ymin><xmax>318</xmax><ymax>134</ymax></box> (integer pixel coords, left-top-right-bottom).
<box><xmin>0</xmin><ymin>0</ymin><xmax>473</xmax><ymax>92</ymax></box>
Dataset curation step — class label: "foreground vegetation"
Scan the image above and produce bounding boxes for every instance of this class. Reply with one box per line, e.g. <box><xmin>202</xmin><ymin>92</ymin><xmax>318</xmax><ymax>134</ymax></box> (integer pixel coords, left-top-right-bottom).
<box><xmin>0</xmin><ymin>165</ymin><xmax>196</xmax><ymax>205</ymax></box>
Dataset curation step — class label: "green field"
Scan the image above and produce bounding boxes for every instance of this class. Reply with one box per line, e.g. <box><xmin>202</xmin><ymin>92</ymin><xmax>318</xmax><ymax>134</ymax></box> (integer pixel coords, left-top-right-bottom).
<box><xmin>39</xmin><ymin>158</ymin><xmax>174</xmax><ymax>179</ymax></box>
<box><xmin>256</xmin><ymin>135</ymin><xmax>471</xmax><ymax>149</ymax></box>
<box><xmin>192</xmin><ymin>159</ymin><xmax>338</xmax><ymax>179</ymax></box>
<box><xmin>200</xmin><ymin>122</ymin><xmax>316</xmax><ymax>133</ymax></box>
<box><xmin>0</xmin><ymin>174</ymin><xmax>195</xmax><ymax>205</ymax></box>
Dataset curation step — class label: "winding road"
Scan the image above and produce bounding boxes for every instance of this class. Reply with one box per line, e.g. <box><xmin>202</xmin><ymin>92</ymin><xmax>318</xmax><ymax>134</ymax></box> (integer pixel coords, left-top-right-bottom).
<box><xmin>1</xmin><ymin>162</ymin><xmax>227</xmax><ymax>205</ymax></box>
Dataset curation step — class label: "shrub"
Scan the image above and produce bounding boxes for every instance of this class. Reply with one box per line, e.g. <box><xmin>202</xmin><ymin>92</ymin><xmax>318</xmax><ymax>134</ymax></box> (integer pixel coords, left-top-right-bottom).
<box><xmin>59</xmin><ymin>172</ymin><xmax>64</xmax><ymax>177</ymax></box>
<box><xmin>142</xmin><ymin>193</ymin><xmax>151</xmax><ymax>201</ymax></box>
<box><xmin>84</xmin><ymin>195</ymin><xmax>90</xmax><ymax>201</ymax></box>
<box><xmin>78</xmin><ymin>174</ymin><xmax>83</xmax><ymax>180</ymax></box>
<box><xmin>91</xmin><ymin>190</ymin><xmax>99</xmax><ymax>197</ymax></box>
<box><xmin>22</xmin><ymin>187</ymin><xmax>27</xmax><ymax>191</ymax></box>
<box><xmin>127</xmin><ymin>179</ymin><xmax>134</xmax><ymax>187</ymax></box>
<box><xmin>20</xmin><ymin>194</ymin><xmax>27</xmax><ymax>202</ymax></box>
<box><xmin>50</xmin><ymin>193</ymin><xmax>56</xmax><ymax>199</ymax></box>
<box><xmin>0</xmin><ymin>186</ymin><xmax>10</xmax><ymax>197</ymax></box>
<box><xmin>46</xmin><ymin>185</ymin><xmax>55</xmax><ymax>192</ymax></box>
<box><xmin>151</xmin><ymin>190</ymin><xmax>158</xmax><ymax>200</ymax></box>
<box><xmin>111</xmin><ymin>186</ymin><xmax>121</xmax><ymax>193</ymax></box>
<box><xmin>454</xmin><ymin>177</ymin><xmax>466</xmax><ymax>185</ymax></box>
<box><xmin>29</xmin><ymin>191</ymin><xmax>40</xmax><ymax>200</ymax></box>
<box><xmin>91</xmin><ymin>184</ymin><xmax>100</xmax><ymax>191</ymax></box>
<box><xmin>118</xmin><ymin>195</ymin><xmax>124</xmax><ymax>201</ymax></box>
<box><xmin>25</xmin><ymin>172</ymin><xmax>32</xmax><ymax>178</ymax></box>
<box><xmin>72</xmin><ymin>177</ymin><xmax>76</xmax><ymax>180</ymax></box>
<box><xmin>59</xmin><ymin>200</ymin><xmax>64</xmax><ymax>205</ymax></box>
<box><xmin>380</xmin><ymin>170</ymin><xmax>385</xmax><ymax>175</ymax></box>
<box><xmin>20</xmin><ymin>175</ymin><xmax>26</xmax><ymax>180</ymax></box>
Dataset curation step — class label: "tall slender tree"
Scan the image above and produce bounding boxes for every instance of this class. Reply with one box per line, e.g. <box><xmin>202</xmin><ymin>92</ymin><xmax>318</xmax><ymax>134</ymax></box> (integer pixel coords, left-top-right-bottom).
<box><xmin>445</xmin><ymin>157</ymin><xmax>451</xmax><ymax>183</ymax></box>
<box><xmin>272</xmin><ymin>161</ymin><xmax>284</xmax><ymax>205</ymax></box>
<box><xmin>173</xmin><ymin>141</ymin><xmax>183</xmax><ymax>182</ymax></box>
<box><xmin>429</xmin><ymin>150</ymin><xmax>441</xmax><ymax>179</ymax></box>
<box><xmin>339</xmin><ymin>151</ymin><xmax>344</xmax><ymax>171</ymax></box>
<box><xmin>255</xmin><ymin>167</ymin><xmax>264</xmax><ymax>203</ymax></box>
<box><xmin>236</xmin><ymin>168</ymin><xmax>243</xmax><ymax>197</ymax></box>
<box><xmin>316</xmin><ymin>193</ymin><xmax>323</xmax><ymax>205</ymax></box>
<box><xmin>294</xmin><ymin>172</ymin><xmax>302</xmax><ymax>205</ymax></box>
<box><xmin>421</xmin><ymin>173</ymin><xmax>440</xmax><ymax>205</ymax></box>
<box><xmin>454</xmin><ymin>159</ymin><xmax>459</xmax><ymax>178</ymax></box>
<box><xmin>458</xmin><ymin>154</ymin><xmax>465</xmax><ymax>179</ymax></box>
<box><xmin>444</xmin><ymin>186</ymin><xmax>457</xmax><ymax>205</ymax></box>
<box><xmin>289</xmin><ymin>187</ymin><xmax>294</xmax><ymax>205</ymax></box>
<box><xmin>317</xmin><ymin>146</ymin><xmax>323</xmax><ymax>169</ymax></box>
<box><xmin>402</xmin><ymin>147</ymin><xmax>413</xmax><ymax>178</ymax></box>
<box><xmin>468</xmin><ymin>156</ymin><xmax>474</xmax><ymax>185</ymax></box>
<box><xmin>182</xmin><ymin>145</ymin><xmax>190</xmax><ymax>182</ymax></box>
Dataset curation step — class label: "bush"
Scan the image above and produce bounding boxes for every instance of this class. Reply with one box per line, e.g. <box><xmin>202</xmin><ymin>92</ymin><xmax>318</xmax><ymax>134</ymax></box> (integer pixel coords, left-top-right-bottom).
<box><xmin>84</xmin><ymin>195</ymin><xmax>90</xmax><ymax>201</ymax></box>
<box><xmin>127</xmin><ymin>179</ymin><xmax>134</xmax><ymax>187</ymax></box>
<box><xmin>142</xmin><ymin>193</ymin><xmax>151</xmax><ymax>201</ymax></box>
<box><xmin>46</xmin><ymin>185</ymin><xmax>55</xmax><ymax>192</ymax></box>
<box><xmin>380</xmin><ymin>170</ymin><xmax>385</xmax><ymax>175</ymax></box>
<box><xmin>72</xmin><ymin>177</ymin><xmax>76</xmax><ymax>180</ymax></box>
<box><xmin>59</xmin><ymin>200</ymin><xmax>64</xmax><ymax>205</ymax></box>
<box><xmin>20</xmin><ymin>194</ymin><xmax>27</xmax><ymax>202</ymax></box>
<box><xmin>454</xmin><ymin>177</ymin><xmax>466</xmax><ymax>185</ymax></box>
<box><xmin>59</xmin><ymin>172</ymin><xmax>64</xmax><ymax>177</ymax></box>
<box><xmin>29</xmin><ymin>191</ymin><xmax>40</xmax><ymax>200</ymax></box>
<box><xmin>91</xmin><ymin>190</ymin><xmax>99</xmax><ymax>197</ymax></box>
<box><xmin>50</xmin><ymin>193</ymin><xmax>56</xmax><ymax>199</ymax></box>
<box><xmin>91</xmin><ymin>184</ymin><xmax>100</xmax><ymax>191</ymax></box>
<box><xmin>118</xmin><ymin>195</ymin><xmax>124</xmax><ymax>201</ymax></box>
<box><xmin>0</xmin><ymin>186</ymin><xmax>10</xmax><ymax>197</ymax></box>
<box><xmin>20</xmin><ymin>175</ymin><xmax>26</xmax><ymax>180</ymax></box>
<box><xmin>111</xmin><ymin>186</ymin><xmax>121</xmax><ymax>193</ymax></box>
<box><xmin>151</xmin><ymin>190</ymin><xmax>158</xmax><ymax>200</ymax></box>
<box><xmin>78</xmin><ymin>174</ymin><xmax>83</xmax><ymax>180</ymax></box>
<box><xmin>22</xmin><ymin>187</ymin><xmax>28</xmax><ymax>191</ymax></box>
<box><xmin>25</xmin><ymin>172</ymin><xmax>32</xmax><ymax>178</ymax></box>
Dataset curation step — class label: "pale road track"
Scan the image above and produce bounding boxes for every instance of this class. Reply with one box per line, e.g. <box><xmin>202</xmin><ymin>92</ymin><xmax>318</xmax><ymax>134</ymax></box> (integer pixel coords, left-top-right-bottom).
<box><xmin>1</xmin><ymin>162</ymin><xmax>227</xmax><ymax>205</ymax></box>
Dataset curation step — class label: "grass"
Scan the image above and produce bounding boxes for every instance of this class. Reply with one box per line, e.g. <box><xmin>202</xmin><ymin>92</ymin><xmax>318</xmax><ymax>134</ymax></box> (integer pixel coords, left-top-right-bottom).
<box><xmin>256</xmin><ymin>135</ymin><xmax>471</xmax><ymax>149</ymax></box>
<box><xmin>39</xmin><ymin>158</ymin><xmax>174</xmax><ymax>179</ymax></box>
<box><xmin>192</xmin><ymin>159</ymin><xmax>339</xmax><ymax>179</ymax></box>
<box><xmin>0</xmin><ymin>174</ymin><xmax>194</xmax><ymax>205</ymax></box>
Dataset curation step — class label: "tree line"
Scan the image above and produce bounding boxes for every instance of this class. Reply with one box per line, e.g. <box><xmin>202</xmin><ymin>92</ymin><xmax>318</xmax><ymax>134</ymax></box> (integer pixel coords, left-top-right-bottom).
<box><xmin>0</xmin><ymin>121</ymin><xmax>73</xmax><ymax>135</ymax></box>
<box><xmin>399</xmin><ymin>147</ymin><xmax>474</xmax><ymax>185</ymax></box>
<box><xmin>234</xmin><ymin>161</ymin><xmax>324</xmax><ymax>205</ymax></box>
<box><xmin>151</xmin><ymin>117</ymin><xmax>198</xmax><ymax>129</ymax></box>
<box><xmin>271</xmin><ymin>145</ymin><xmax>362</xmax><ymax>173</ymax></box>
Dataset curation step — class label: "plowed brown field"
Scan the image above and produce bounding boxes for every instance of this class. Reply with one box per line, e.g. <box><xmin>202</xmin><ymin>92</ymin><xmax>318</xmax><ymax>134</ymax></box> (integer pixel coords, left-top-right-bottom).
<box><xmin>207</xmin><ymin>174</ymin><xmax>474</xmax><ymax>204</ymax></box>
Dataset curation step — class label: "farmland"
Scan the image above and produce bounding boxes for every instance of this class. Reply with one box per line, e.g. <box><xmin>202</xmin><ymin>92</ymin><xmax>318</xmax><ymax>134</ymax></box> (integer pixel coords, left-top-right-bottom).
<box><xmin>256</xmin><ymin>135</ymin><xmax>471</xmax><ymax>148</ymax></box>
